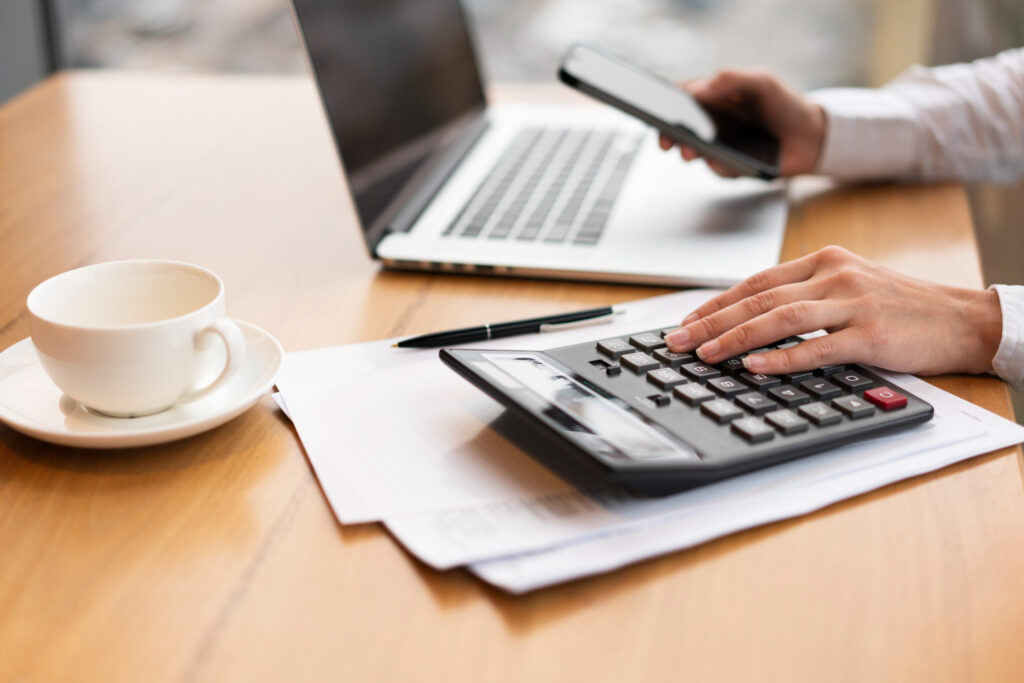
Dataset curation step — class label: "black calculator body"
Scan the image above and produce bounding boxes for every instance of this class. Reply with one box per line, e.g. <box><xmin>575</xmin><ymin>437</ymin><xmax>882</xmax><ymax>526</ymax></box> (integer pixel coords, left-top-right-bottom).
<box><xmin>440</xmin><ymin>328</ymin><xmax>934</xmax><ymax>495</ymax></box>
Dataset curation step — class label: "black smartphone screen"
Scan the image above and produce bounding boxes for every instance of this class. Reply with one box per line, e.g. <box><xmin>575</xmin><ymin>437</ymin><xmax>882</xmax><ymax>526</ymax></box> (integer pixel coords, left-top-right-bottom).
<box><xmin>560</xmin><ymin>44</ymin><xmax>779</xmax><ymax>177</ymax></box>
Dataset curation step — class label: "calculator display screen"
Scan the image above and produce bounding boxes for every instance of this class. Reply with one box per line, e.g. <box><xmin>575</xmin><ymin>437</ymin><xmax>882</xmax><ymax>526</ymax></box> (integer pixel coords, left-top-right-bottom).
<box><xmin>481</xmin><ymin>353</ymin><xmax>693</xmax><ymax>461</ymax></box>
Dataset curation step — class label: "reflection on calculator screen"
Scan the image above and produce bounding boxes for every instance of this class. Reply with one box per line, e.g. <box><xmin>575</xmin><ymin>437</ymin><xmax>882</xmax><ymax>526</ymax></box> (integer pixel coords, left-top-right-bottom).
<box><xmin>484</xmin><ymin>352</ymin><xmax>683</xmax><ymax>459</ymax></box>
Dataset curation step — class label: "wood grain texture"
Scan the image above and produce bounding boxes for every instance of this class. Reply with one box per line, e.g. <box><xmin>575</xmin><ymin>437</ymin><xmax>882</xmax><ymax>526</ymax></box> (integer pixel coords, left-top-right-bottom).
<box><xmin>1</xmin><ymin>72</ymin><xmax>1022</xmax><ymax>683</ymax></box>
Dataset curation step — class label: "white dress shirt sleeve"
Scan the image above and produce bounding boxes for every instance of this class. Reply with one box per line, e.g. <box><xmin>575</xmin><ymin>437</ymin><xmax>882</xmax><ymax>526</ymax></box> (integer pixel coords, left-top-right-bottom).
<box><xmin>807</xmin><ymin>49</ymin><xmax>1024</xmax><ymax>387</ymax></box>
<box><xmin>991</xmin><ymin>285</ymin><xmax>1024</xmax><ymax>391</ymax></box>
<box><xmin>810</xmin><ymin>48</ymin><xmax>1024</xmax><ymax>183</ymax></box>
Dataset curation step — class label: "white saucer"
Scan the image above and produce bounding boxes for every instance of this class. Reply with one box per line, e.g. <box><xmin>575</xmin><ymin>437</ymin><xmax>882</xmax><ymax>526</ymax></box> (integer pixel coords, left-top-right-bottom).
<box><xmin>0</xmin><ymin>320</ymin><xmax>283</xmax><ymax>448</ymax></box>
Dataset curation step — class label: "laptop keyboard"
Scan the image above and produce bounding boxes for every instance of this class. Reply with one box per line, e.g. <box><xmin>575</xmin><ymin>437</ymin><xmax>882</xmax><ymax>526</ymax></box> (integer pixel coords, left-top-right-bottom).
<box><xmin>443</xmin><ymin>127</ymin><xmax>642</xmax><ymax>245</ymax></box>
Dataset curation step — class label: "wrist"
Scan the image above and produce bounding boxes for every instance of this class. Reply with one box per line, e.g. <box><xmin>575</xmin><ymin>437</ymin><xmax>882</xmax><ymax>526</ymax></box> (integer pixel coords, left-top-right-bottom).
<box><xmin>960</xmin><ymin>288</ymin><xmax>1003</xmax><ymax>374</ymax></box>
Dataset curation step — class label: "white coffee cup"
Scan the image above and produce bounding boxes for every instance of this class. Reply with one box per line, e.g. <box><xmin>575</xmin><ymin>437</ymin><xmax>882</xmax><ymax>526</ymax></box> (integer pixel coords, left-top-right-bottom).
<box><xmin>27</xmin><ymin>260</ymin><xmax>246</xmax><ymax>417</ymax></box>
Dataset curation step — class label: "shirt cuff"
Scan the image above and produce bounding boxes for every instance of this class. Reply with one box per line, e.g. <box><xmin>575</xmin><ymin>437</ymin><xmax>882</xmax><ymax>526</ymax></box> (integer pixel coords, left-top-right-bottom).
<box><xmin>808</xmin><ymin>88</ymin><xmax>921</xmax><ymax>180</ymax></box>
<box><xmin>990</xmin><ymin>284</ymin><xmax>1024</xmax><ymax>390</ymax></box>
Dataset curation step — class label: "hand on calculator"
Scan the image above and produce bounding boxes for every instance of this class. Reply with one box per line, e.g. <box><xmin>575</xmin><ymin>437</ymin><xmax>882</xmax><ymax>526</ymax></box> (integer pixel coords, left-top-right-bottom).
<box><xmin>664</xmin><ymin>245</ymin><xmax>1003</xmax><ymax>377</ymax></box>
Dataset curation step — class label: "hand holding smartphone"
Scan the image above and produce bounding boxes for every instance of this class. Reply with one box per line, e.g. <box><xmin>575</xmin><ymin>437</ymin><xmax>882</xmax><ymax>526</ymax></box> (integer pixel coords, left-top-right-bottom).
<box><xmin>558</xmin><ymin>44</ymin><xmax>781</xmax><ymax>179</ymax></box>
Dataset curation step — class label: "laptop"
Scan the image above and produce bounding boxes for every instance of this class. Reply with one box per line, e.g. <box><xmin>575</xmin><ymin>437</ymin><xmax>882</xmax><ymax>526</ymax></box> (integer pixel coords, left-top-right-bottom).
<box><xmin>289</xmin><ymin>0</ymin><xmax>787</xmax><ymax>287</ymax></box>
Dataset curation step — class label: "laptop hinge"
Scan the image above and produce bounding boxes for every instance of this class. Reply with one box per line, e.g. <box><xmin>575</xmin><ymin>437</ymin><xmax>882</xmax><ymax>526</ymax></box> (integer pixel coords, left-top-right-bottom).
<box><xmin>372</xmin><ymin>114</ymin><xmax>490</xmax><ymax>252</ymax></box>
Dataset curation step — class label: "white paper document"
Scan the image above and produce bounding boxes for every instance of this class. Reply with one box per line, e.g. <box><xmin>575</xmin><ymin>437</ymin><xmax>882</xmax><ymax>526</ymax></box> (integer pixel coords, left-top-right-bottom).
<box><xmin>274</xmin><ymin>289</ymin><xmax>1024</xmax><ymax>592</ymax></box>
<box><xmin>468</xmin><ymin>382</ymin><xmax>1024</xmax><ymax>592</ymax></box>
<box><xmin>384</xmin><ymin>383</ymin><xmax>984</xmax><ymax>570</ymax></box>
<box><xmin>276</xmin><ymin>290</ymin><xmax>718</xmax><ymax>523</ymax></box>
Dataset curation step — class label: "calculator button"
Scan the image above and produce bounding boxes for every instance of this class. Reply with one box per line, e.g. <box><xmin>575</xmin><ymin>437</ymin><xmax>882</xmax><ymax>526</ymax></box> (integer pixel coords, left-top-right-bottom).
<box><xmin>597</xmin><ymin>339</ymin><xmax>631</xmax><ymax>359</ymax></box>
<box><xmin>731</xmin><ymin>417</ymin><xmax>775</xmax><ymax>443</ymax></box>
<box><xmin>735</xmin><ymin>391</ymin><xmax>778</xmax><ymax>415</ymax></box>
<box><xmin>606</xmin><ymin>365</ymin><xmax>622</xmax><ymax>377</ymax></box>
<box><xmin>800</xmin><ymin>378</ymin><xmax>842</xmax><ymax>401</ymax></box>
<box><xmin>766</xmin><ymin>409</ymin><xmax>810</xmax><ymax>434</ymax></box>
<box><xmin>776</xmin><ymin>340</ymin><xmax>800</xmax><ymax>350</ymax></box>
<box><xmin>621</xmin><ymin>352</ymin><xmax>660</xmax><ymax>373</ymax></box>
<box><xmin>798</xmin><ymin>402</ymin><xmax>842</xmax><ymax>426</ymax></box>
<box><xmin>833</xmin><ymin>370</ymin><xmax>874</xmax><ymax>391</ymax></box>
<box><xmin>629</xmin><ymin>333</ymin><xmax>666</xmax><ymax>352</ymax></box>
<box><xmin>739</xmin><ymin>372</ymin><xmax>781</xmax><ymax>390</ymax></box>
<box><xmin>718</xmin><ymin>357</ymin><xmax>747</xmax><ymax>375</ymax></box>
<box><xmin>648</xmin><ymin>393</ymin><xmax>671</xmax><ymax>407</ymax></box>
<box><xmin>673</xmin><ymin>383</ymin><xmax>715</xmax><ymax>406</ymax></box>
<box><xmin>767</xmin><ymin>385</ymin><xmax>811</xmax><ymax>408</ymax></box>
<box><xmin>681</xmin><ymin>361</ymin><xmax>721</xmax><ymax>382</ymax></box>
<box><xmin>647</xmin><ymin>368</ymin><xmax>687</xmax><ymax>390</ymax></box>
<box><xmin>817</xmin><ymin>365</ymin><xmax>844</xmax><ymax>376</ymax></box>
<box><xmin>653</xmin><ymin>348</ymin><xmax>694</xmax><ymax>367</ymax></box>
<box><xmin>701</xmin><ymin>399</ymin><xmax>744</xmax><ymax>424</ymax></box>
<box><xmin>782</xmin><ymin>370</ymin><xmax>814</xmax><ymax>384</ymax></box>
<box><xmin>708</xmin><ymin>376</ymin><xmax>746</xmax><ymax>397</ymax></box>
<box><xmin>832</xmin><ymin>394</ymin><xmax>875</xmax><ymax>419</ymax></box>
<box><xmin>864</xmin><ymin>386</ymin><xmax>908</xmax><ymax>410</ymax></box>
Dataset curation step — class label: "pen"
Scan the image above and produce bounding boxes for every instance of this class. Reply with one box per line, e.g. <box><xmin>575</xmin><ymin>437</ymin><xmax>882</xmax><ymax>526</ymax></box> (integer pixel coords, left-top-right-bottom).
<box><xmin>392</xmin><ymin>306</ymin><xmax>625</xmax><ymax>348</ymax></box>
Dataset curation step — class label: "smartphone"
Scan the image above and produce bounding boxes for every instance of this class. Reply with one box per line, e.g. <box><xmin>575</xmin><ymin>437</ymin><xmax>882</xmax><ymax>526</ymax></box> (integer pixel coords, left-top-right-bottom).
<box><xmin>558</xmin><ymin>44</ymin><xmax>780</xmax><ymax>179</ymax></box>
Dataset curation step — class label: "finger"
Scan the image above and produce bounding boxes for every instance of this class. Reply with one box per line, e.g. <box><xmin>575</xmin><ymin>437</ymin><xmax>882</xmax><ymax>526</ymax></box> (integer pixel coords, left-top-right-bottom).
<box><xmin>679</xmin><ymin>145</ymin><xmax>698</xmax><ymax>161</ymax></box>
<box><xmin>741</xmin><ymin>329</ymin><xmax>867</xmax><ymax>375</ymax></box>
<box><xmin>701</xmin><ymin>68</ymin><xmax>773</xmax><ymax>102</ymax></box>
<box><xmin>659</xmin><ymin>135</ymin><xmax>673</xmax><ymax>151</ymax></box>
<box><xmin>670</xmin><ymin>253</ymin><xmax>823</xmax><ymax>334</ymax></box>
<box><xmin>680</xmin><ymin>77</ymin><xmax>710</xmax><ymax>95</ymax></box>
<box><xmin>665</xmin><ymin>280</ymin><xmax>824</xmax><ymax>353</ymax></box>
<box><xmin>694</xmin><ymin>299</ymin><xmax>851</xmax><ymax>364</ymax></box>
<box><xmin>706</xmin><ymin>159</ymin><xmax>739</xmax><ymax>178</ymax></box>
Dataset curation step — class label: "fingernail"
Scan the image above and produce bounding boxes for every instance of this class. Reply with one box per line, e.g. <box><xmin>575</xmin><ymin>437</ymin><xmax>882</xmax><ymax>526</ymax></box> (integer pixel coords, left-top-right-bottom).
<box><xmin>744</xmin><ymin>354</ymin><xmax>767</xmax><ymax>370</ymax></box>
<box><xmin>696</xmin><ymin>339</ymin><xmax>719</xmax><ymax>360</ymax></box>
<box><xmin>666</xmin><ymin>328</ymin><xmax>690</xmax><ymax>346</ymax></box>
<box><xmin>682</xmin><ymin>312</ymin><xmax>698</xmax><ymax>325</ymax></box>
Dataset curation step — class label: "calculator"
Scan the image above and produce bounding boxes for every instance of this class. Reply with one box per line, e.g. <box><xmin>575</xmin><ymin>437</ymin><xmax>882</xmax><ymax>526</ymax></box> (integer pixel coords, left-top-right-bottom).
<box><xmin>440</xmin><ymin>328</ymin><xmax>934</xmax><ymax>495</ymax></box>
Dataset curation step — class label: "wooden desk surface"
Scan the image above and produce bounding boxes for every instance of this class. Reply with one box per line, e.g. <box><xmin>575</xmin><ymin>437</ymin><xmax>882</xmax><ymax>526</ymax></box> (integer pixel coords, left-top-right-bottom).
<box><xmin>2</xmin><ymin>72</ymin><xmax>1022</xmax><ymax>683</ymax></box>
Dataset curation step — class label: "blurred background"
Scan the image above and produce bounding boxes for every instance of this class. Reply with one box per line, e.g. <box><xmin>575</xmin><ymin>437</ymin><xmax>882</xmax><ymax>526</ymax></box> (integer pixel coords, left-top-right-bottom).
<box><xmin>2</xmin><ymin>0</ymin><xmax>1023</xmax><ymax>408</ymax></box>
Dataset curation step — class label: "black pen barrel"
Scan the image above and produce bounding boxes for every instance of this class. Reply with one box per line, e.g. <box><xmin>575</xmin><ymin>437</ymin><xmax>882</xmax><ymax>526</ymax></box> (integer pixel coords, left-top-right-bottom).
<box><xmin>395</xmin><ymin>306</ymin><xmax>614</xmax><ymax>348</ymax></box>
<box><xmin>489</xmin><ymin>307</ymin><xmax>612</xmax><ymax>335</ymax></box>
<box><xmin>395</xmin><ymin>327</ymin><xmax>487</xmax><ymax>348</ymax></box>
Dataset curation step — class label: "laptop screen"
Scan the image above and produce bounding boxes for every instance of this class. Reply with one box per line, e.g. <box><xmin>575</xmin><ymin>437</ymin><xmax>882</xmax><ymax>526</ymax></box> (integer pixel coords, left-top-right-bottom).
<box><xmin>292</xmin><ymin>0</ymin><xmax>487</xmax><ymax>240</ymax></box>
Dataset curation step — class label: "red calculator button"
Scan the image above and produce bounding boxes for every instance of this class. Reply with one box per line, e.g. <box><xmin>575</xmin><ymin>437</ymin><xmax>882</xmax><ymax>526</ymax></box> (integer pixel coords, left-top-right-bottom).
<box><xmin>864</xmin><ymin>387</ymin><xmax>907</xmax><ymax>410</ymax></box>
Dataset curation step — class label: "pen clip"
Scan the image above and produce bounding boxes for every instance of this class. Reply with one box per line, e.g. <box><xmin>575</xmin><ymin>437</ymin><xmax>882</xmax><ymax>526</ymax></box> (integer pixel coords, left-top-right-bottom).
<box><xmin>538</xmin><ymin>306</ymin><xmax>625</xmax><ymax>333</ymax></box>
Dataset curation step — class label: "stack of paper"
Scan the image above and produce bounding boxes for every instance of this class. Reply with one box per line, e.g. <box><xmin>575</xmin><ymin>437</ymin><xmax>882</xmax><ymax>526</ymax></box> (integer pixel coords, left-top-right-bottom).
<box><xmin>274</xmin><ymin>290</ymin><xmax>1024</xmax><ymax>593</ymax></box>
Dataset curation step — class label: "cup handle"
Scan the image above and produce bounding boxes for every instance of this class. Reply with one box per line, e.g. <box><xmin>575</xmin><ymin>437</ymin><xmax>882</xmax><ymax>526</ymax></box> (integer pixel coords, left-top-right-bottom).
<box><xmin>184</xmin><ymin>319</ymin><xmax>246</xmax><ymax>402</ymax></box>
